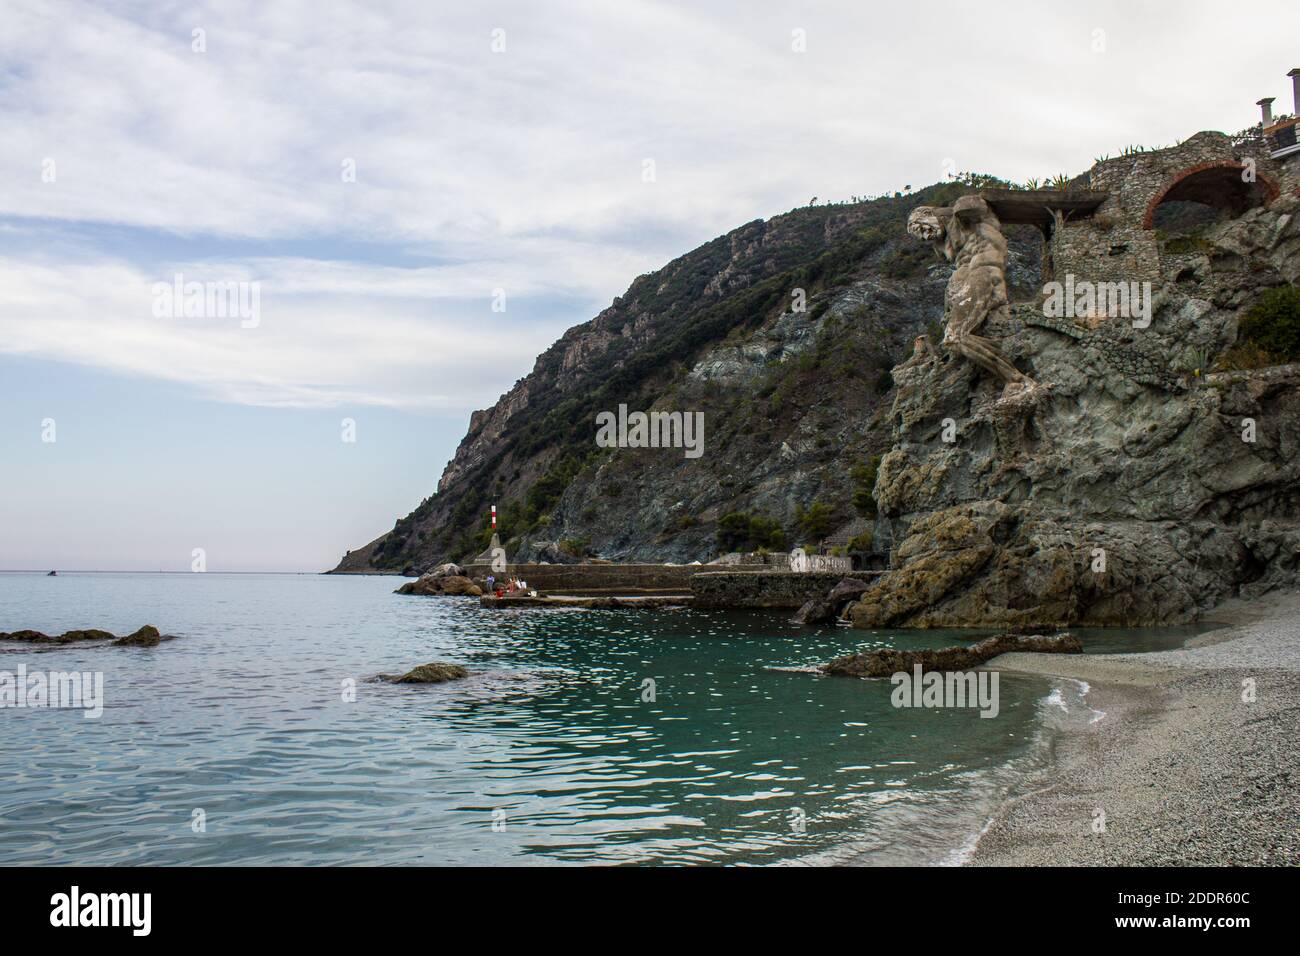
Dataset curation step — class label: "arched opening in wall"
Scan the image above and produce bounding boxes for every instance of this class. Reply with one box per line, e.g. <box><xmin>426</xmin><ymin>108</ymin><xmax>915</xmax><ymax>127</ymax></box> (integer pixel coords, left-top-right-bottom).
<box><xmin>1142</xmin><ymin>163</ymin><xmax>1280</xmax><ymax>232</ymax></box>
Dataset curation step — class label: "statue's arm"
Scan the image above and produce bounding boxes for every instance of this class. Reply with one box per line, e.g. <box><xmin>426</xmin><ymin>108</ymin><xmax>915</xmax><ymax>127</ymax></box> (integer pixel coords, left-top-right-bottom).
<box><xmin>952</xmin><ymin>194</ymin><xmax>991</xmax><ymax>224</ymax></box>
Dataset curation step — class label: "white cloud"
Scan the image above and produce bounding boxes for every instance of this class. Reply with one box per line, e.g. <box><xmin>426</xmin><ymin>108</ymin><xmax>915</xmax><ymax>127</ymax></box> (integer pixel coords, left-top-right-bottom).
<box><xmin>0</xmin><ymin>0</ymin><xmax>1295</xmax><ymax>410</ymax></box>
<box><xmin>0</xmin><ymin>254</ymin><xmax>609</xmax><ymax>409</ymax></box>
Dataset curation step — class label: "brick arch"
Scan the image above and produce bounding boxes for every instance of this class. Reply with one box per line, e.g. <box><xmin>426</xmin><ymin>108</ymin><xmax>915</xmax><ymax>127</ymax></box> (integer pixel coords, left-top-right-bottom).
<box><xmin>1141</xmin><ymin>161</ymin><xmax>1280</xmax><ymax>229</ymax></box>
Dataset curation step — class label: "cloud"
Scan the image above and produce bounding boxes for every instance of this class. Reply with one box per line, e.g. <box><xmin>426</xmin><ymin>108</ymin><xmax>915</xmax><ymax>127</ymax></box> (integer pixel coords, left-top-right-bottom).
<box><xmin>0</xmin><ymin>253</ymin><xmax>613</xmax><ymax>409</ymax></box>
<box><xmin>0</xmin><ymin>0</ymin><xmax>1295</xmax><ymax>410</ymax></box>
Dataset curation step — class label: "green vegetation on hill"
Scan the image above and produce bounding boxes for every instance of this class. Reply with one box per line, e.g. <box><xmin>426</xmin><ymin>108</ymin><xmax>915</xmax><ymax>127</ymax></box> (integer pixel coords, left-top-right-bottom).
<box><xmin>716</xmin><ymin>512</ymin><xmax>787</xmax><ymax>553</ymax></box>
<box><xmin>1238</xmin><ymin>285</ymin><xmax>1300</xmax><ymax>362</ymax></box>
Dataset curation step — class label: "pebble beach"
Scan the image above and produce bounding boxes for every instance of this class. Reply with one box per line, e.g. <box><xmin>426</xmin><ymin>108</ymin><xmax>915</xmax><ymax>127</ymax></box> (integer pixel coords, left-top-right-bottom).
<box><xmin>970</xmin><ymin>591</ymin><xmax>1300</xmax><ymax>866</ymax></box>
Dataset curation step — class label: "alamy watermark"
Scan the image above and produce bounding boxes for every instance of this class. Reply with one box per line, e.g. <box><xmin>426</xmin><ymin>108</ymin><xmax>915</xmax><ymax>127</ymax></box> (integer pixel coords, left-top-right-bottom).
<box><xmin>890</xmin><ymin>665</ymin><xmax>999</xmax><ymax>719</ymax></box>
<box><xmin>152</xmin><ymin>273</ymin><xmax>260</xmax><ymax>328</ymax></box>
<box><xmin>50</xmin><ymin>886</ymin><xmax>150</xmax><ymax>936</ymax></box>
<box><xmin>595</xmin><ymin>404</ymin><xmax>704</xmax><ymax>459</ymax></box>
<box><xmin>1043</xmin><ymin>274</ymin><xmax>1152</xmax><ymax>328</ymax></box>
<box><xmin>0</xmin><ymin>664</ymin><xmax>103</xmax><ymax>719</ymax></box>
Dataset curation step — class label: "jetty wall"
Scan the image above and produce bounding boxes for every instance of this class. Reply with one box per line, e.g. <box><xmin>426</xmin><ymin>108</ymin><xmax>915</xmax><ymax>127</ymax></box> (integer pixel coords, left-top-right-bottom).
<box><xmin>468</xmin><ymin>562</ymin><xmax>707</xmax><ymax>592</ymax></box>
<box><xmin>690</xmin><ymin>571</ymin><xmax>850</xmax><ymax>609</ymax></box>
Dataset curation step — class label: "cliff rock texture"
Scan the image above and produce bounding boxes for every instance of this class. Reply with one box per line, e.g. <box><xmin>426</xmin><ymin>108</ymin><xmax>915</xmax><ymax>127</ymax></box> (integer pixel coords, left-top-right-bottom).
<box><xmin>853</xmin><ymin>186</ymin><xmax>1300</xmax><ymax>627</ymax></box>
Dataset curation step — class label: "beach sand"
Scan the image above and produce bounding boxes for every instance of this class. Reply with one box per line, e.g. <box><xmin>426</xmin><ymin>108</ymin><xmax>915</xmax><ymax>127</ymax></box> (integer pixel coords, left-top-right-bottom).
<box><xmin>968</xmin><ymin>591</ymin><xmax>1300</xmax><ymax>866</ymax></box>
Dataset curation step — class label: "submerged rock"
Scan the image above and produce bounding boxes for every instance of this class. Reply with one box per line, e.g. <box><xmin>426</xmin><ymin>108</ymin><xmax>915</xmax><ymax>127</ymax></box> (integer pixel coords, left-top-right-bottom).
<box><xmin>824</xmin><ymin>631</ymin><xmax>1082</xmax><ymax>678</ymax></box>
<box><xmin>384</xmin><ymin>662</ymin><xmax>470</xmax><ymax>684</ymax></box>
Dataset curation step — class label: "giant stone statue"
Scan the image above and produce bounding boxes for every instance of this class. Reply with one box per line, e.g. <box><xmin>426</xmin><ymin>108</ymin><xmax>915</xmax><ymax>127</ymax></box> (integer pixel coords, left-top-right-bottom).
<box><xmin>907</xmin><ymin>195</ymin><xmax>1036</xmax><ymax>393</ymax></box>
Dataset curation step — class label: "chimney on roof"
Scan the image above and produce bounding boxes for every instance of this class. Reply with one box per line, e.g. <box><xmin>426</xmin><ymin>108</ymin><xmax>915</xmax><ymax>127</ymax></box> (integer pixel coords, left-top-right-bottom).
<box><xmin>1289</xmin><ymin>68</ymin><xmax>1300</xmax><ymax>116</ymax></box>
<box><xmin>1257</xmin><ymin>97</ymin><xmax>1276</xmax><ymax>125</ymax></box>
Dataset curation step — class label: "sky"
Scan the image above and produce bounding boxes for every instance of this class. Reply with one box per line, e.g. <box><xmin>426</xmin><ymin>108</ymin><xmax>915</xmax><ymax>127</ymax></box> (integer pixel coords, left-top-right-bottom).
<box><xmin>1</xmin><ymin>0</ymin><xmax>1296</xmax><ymax>571</ymax></box>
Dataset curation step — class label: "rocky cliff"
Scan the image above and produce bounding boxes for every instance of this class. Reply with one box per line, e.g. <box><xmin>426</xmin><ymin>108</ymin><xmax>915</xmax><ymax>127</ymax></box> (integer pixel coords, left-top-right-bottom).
<box><xmin>851</xmin><ymin>185</ymin><xmax>1300</xmax><ymax>627</ymax></box>
<box><xmin>334</xmin><ymin>181</ymin><xmax>1045</xmax><ymax>573</ymax></box>
<box><xmin>336</xmin><ymin>135</ymin><xmax>1300</xmax><ymax>629</ymax></box>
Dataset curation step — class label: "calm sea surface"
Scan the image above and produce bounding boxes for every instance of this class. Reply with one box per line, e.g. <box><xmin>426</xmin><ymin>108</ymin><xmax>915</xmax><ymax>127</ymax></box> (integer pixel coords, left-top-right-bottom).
<box><xmin>0</xmin><ymin>572</ymin><xmax>1203</xmax><ymax>866</ymax></box>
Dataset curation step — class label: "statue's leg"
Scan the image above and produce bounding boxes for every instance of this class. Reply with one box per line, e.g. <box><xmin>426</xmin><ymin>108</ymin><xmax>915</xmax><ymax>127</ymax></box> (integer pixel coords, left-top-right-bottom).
<box><xmin>944</xmin><ymin>266</ymin><xmax>1031</xmax><ymax>385</ymax></box>
<box><xmin>950</xmin><ymin>331</ymin><xmax>1030</xmax><ymax>384</ymax></box>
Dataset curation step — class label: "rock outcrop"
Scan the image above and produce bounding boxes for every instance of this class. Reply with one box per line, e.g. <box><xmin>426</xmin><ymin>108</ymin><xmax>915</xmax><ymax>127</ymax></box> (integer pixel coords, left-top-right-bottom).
<box><xmin>394</xmin><ymin>565</ymin><xmax>484</xmax><ymax>597</ymax></box>
<box><xmin>824</xmin><ymin>632</ymin><xmax>1082</xmax><ymax>678</ymax></box>
<box><xmin>854</xmin><ymin>183</ymin><xmax>1300</xmax><ymax>627</ymax></box>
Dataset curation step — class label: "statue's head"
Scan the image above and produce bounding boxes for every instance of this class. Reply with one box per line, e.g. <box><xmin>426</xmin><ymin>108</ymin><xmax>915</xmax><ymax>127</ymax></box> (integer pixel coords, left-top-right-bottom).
<box><xmin>907</xmin><ymin>205</ymin><xmax>950</xmax><ymax>242</ymax></box>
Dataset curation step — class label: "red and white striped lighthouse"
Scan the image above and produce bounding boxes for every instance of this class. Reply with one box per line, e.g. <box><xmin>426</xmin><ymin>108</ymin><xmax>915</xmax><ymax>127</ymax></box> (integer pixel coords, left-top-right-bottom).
<box><xmin>490</xmin><ymin>505</ymin><xmax>496</xmax><ymax>529</ymax></box>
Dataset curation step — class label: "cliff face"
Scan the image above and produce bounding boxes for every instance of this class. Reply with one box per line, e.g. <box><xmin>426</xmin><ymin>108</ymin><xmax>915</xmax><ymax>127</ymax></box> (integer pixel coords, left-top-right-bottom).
<box><xmin>852</xmin><ymin>188</ymin><xmax>1300</xmax><ymax>627</ymax></box>
<box><xmin>335</xmin><ymin>182</ymin><xmax>1044</xmax><ymax>573</ymax></box>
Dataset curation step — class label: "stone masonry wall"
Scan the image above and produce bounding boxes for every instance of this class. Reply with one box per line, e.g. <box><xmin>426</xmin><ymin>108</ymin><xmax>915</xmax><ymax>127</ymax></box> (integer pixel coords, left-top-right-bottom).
<box><xmin>691</xmin><ymin>571</ymin><xmax>855</xmax><ymax>609</ymax></box>
<box><xmin>467</xmin><ymin>563</ymin><xmax>703</xmax><ymax>592</ymax></box>
<box><xmin>1049</xmin><ymin>131</ymin><xmax>1288</xmax><ymax>289</ymax></box>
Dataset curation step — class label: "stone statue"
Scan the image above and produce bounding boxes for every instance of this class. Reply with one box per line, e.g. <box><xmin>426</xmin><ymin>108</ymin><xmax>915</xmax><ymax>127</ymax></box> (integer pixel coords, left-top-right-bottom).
<box><xmin>907</xmin><ymin>196</ymin><xmax>1035</xmax><ymax>392</ymax></box>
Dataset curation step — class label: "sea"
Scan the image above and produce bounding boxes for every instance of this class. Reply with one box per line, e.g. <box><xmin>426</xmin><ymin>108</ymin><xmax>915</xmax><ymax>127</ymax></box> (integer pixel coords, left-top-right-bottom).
<box><xmin>0</xmin><ymin>571</ymin><xmax>1208</xmax><ymax>866</ymax></box>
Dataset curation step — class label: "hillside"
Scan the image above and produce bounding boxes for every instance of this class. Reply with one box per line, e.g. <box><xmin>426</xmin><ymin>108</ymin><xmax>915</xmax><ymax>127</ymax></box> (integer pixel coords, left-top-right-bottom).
<box><xmin>336</xmin><ymin>127</ymin><xmax>1300</xmax><ymax>629</ymax></box>
<box><xmin>334</xmin><ymin>181</ymin><xmax>1045</xmax><ymax>573</ymax></box>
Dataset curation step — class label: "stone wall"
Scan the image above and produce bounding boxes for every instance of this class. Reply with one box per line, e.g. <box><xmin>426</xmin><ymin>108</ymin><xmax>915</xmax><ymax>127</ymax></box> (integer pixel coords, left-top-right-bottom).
<box><xmin>1277</xmin><ymin>151</ymin><xmax>1300</xmax><ymax>195</ymax></box>
<box><xmin>1049</xmin><ymin>220</ymin><xmax>1161</xmax><ymax>287</ymax></box>
<box><xmin>1049</xmin><ymin>131</ymin><xmax>1288</xmax><ymax>290</ymax></box>
<box><xmin>467</xmin><ymin>562</ymin><xmax>705</xmax><ymax>592</ymax></box>
<box><xmin>691</xmin><ymin>571</ymin><xmax>852</xmax><ymax>609</ymax></box>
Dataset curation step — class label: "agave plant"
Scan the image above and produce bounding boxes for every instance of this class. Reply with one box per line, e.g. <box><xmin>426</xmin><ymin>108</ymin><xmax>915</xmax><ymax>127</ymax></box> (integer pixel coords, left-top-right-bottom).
<box><xmin>1184</xmin><ymin>346</ymin><xmax>1214</xmax><ymax>381</ymax></box>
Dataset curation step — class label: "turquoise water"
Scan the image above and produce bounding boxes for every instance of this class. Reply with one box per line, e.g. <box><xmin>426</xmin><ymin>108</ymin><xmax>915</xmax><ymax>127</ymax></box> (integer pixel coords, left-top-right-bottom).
<box><xmin>0</xmin><ymin>573</ymin><xmax>1183</xmax><ymax>866</ymax></box>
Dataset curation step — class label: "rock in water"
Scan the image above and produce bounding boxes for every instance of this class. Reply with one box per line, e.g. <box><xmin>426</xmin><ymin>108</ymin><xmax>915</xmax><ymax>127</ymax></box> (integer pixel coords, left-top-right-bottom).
<box><xmin>790</xmin><ymin>577</ymin><xmax>874</xmax><ymax>625</ymax></box>
<box><xmin>112</xmin><ymin>625</ymin><xmax>164</xmax><ymax>647</ymax></box>
<box><xmin>387</xmin><ymin>662</ymin><xmax>470</xmax><ymax>684</ymax></box>
<box><xmin>824</xmin><ymin>632</ymin><xmax>1082</xmax><ymax>678</ymax></box>
<box><xmin>395</xmin><ymin>573</ymin><xmax>483</xmax><ymax>596</ymax></box>
<box><xmin>827</xmin><ymin>578</ymin><xmax>873</xmax><ymax>604</ymax></box>
<box><xmin>1</xmin><ymin>626</ymin><xmax>174</xmax><ymax>645</ymax></box>
<box><xmin>1</xmin><ymin>628</ymin><xmax>115</xmax><ymax>644</ymax></box>
<box><xmin>0</xmin><ymin>629</ymin><xmax>57</xmax><ymax>642</ymax></box>
<box><xmin>438</xmin><ymin>575</ymin><xmax>482</xmax><ymax>596</ymax></box>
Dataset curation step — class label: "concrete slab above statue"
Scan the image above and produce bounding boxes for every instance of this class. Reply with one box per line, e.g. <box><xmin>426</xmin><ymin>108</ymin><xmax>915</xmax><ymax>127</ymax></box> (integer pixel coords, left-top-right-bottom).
<box><xmin>906</xmin><ymin>195</ymin><xmax>1037</xmax><ymax>396</ymax></box>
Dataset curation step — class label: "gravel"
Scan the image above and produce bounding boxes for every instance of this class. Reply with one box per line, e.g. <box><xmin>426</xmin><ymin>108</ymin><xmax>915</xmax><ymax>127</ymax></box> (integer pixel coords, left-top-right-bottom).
<box><xmin>966</xmin><ymin>590</ymin><xmax>1300</xmax><ymax>866</ymax></box>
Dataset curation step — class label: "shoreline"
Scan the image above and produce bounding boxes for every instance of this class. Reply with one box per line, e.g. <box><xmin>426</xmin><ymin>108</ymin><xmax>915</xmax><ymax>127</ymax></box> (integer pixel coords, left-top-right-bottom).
<box><xmin>965</xmin><ymin>590</ymin><xmax>1300</xmax><ymax>866</ymax></box>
